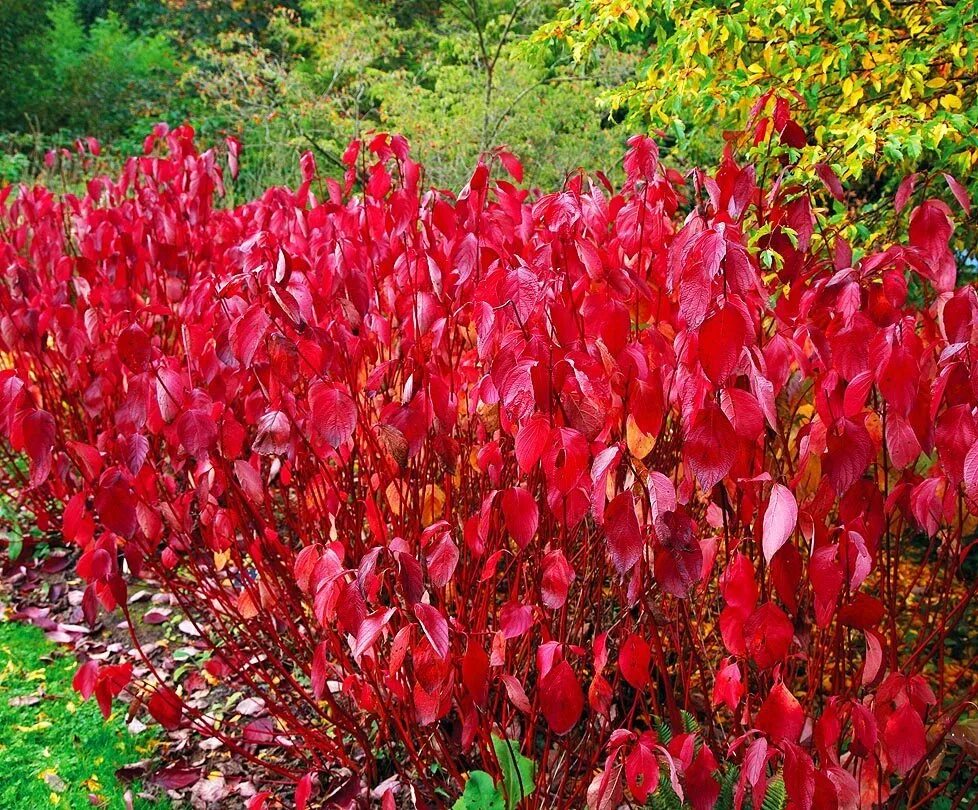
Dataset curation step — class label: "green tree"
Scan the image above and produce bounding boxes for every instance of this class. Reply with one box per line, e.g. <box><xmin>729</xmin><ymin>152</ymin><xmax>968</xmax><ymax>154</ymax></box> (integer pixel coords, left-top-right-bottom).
<box><xmin>534</xmin><ymin>0</ymin><xmax>978</xmax><ymax>248</ymax></box>
<box><xmin>0</xmin><ymin>0</ymin><xmax>54</xmax><ymax>131</ymax></box>
<box><xmin>39</xmin><ymin>2</ymin><xmax>183</xmax><ymax>143</ymax></box>
<box><xmin>183</xmin><ymin>0</ymin><xmax>636</xmax><ymax>194</ymax></box>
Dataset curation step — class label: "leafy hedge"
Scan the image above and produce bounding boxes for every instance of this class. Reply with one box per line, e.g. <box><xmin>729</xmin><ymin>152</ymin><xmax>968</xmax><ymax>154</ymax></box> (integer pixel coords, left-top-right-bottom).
<box><xmin>2</xmin><ymin>109</ymin><xmax>978</xmax><ymax>808</ymax></box>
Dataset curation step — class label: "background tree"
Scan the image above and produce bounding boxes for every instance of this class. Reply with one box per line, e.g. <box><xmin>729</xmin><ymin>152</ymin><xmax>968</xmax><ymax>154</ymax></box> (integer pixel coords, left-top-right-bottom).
<box><xmin>0</xmin><ymin>0</ymin><xmax>634</xmax><ymax>193</ymax></box>
<box><xmin>533</xmin><ymin>0</ymin><xmax>978</xmax><ymax>252</ymax></box>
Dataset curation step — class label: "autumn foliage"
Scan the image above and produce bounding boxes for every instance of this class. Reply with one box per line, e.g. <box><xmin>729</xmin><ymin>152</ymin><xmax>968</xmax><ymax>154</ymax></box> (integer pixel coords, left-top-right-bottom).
<box><xmin>2</xmin><ymin>108</ymin><xmax>978</xmax><ymax>809</ymax></box>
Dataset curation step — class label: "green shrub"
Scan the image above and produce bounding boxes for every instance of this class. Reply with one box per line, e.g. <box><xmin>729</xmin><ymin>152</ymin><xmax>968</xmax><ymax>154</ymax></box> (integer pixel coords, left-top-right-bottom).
<box><xmin>39</xmin><ymin>2</ymin><xmax>183</xmax><ymax>143</ymax></box>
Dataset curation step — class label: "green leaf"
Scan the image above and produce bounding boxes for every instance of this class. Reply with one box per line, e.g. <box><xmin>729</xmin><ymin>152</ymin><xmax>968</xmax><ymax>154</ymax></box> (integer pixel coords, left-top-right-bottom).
<box><xmin>716</xmin><ymin>765</ymin><xmax>738</xmax><ymax>810</ymax></box>
<box><xmin>453</xmin><ymin>771</ymin><xmax>504</xmax><ymax>810</ymax></box>
<box><xmin>492</xmin><ymin>735</ymin><xmax>536</xmax><ymax>809</ymax></box>
<box><xmin>653</xmin><ymin>715</ymin><xmax>673</xmax><ymax>745</ymax></box>
<box><xmin>762</xmin><ymin>775</ymin><xmax>787</xmax><ymax>810</ymax></box>
<box><xmin>4</xmin><ymin>531</ymin><xmax>23</xmax><ymax>563</ymax></box>
<box><xmin>650</xmin><ymin>779</ymin><xmax>684</xmax><ymax>810</ymax></box>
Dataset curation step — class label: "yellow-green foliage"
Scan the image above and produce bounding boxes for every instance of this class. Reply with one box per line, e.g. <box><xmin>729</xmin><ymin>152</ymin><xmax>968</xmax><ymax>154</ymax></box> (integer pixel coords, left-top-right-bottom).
<box><xmin>184</xmin><ymin>0</ymin><xmax>637</xmax><ymax>194</ymax></box>
<box><xmin>535</xmin><ymin>0</ymin><xmax>978</xmax><ymax>247</ymax></box>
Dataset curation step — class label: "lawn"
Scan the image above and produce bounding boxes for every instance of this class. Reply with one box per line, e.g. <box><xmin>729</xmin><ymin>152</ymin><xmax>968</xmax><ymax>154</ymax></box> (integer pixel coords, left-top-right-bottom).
<box><xmin>0</xmin><ymin>620</ymin><xmax>158</xmax><ymax>809</ymax></box>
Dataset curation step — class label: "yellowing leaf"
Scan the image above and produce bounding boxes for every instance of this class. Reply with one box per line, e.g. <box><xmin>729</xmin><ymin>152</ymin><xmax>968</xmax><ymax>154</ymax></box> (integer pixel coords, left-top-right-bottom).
<box><xmin>16</xmin><ymin>720</ymin><xmax>53</xmax><ymax>733</ymax></box>
<box><xmin>385</xmin><ymin>481</ymin><xmax>402</xmax><ymax>516</ymax></box>
<box><xmin>421</xmin><ymin>484</ymin><xmax>446</xmax><ymax>526</ymax></box>
<box><xmin>626</xmin><ymin>415</ymin><xmax>656</xmax><ymax>459</ymax></box>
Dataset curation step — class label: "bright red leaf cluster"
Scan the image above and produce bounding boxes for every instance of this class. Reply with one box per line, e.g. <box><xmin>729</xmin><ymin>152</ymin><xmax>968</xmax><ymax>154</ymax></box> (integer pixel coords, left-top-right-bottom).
<box><xmin>2</xmin><ymin>113</ymin><xmax>978</xmax><ymax>809</ymax></box>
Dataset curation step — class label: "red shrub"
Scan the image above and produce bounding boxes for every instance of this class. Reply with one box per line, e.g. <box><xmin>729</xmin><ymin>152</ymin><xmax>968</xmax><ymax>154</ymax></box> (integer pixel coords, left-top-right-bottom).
<box><xmin>2</xmin><ymin>111</ymin><xmax>978</xmax><ymax>808</ymax></box>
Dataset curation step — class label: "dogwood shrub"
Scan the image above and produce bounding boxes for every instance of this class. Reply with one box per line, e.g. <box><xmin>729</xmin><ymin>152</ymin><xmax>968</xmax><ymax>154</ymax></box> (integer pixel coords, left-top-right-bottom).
<box><xmin>1</xmin><ymin>113</ymin><xmax>977</xmax><ymax>809</ymax></box>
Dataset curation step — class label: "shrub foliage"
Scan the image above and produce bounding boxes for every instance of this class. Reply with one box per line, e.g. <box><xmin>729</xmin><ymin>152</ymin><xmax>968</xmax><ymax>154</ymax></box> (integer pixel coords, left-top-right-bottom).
<box><xmin>1</xmin><ymin>112</ymin><xmax>978</xmax><ymax>808</ymax></box>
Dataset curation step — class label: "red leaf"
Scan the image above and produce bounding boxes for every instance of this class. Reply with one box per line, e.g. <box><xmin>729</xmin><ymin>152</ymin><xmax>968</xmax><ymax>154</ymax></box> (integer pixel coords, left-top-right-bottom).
<box><xmin>149</xmin><ymin>766</ymin><xmax>202</xmax><ymax>790</ymax></box>
<box><xmin>515</xmin><ymin>416</ymin><xmax>549</xmax><ymax>473</ymax></box>
<box><xmin>148</xmin><ymin>687</ymin><xmax>183</xmax><ymax>730</ymax></box>
<box><xmin>540</xmin><ymin>549</ymin><xmax>575</xmax><ymax>609</ymax></box>
<box><xmin>686</xmin><ymin>745</ymin><xmax>720</xmax><ymax>810</ymax></box>
<box><xmin>685</xmin><ymin>404</ymin><xmax>737</xmax><ymax>491</ymax></box>
<box><xmin>352</xmin><ymin>608</ymin><xmax>395</xmax><ymax>657</ymax></box>
<box><xmin>677</xmin><ymin>229</ymin><xmax>725</xmax><ymax>328</ymax></box>
<box><xmin>618</xmin><ymin>635</ymin><xmax>651</xmax><ymax>689</ymax></box>
<box><xmin>909</xmin><ymin>200</ymin><xmax>955</xmax><ymax>291</ymax></box>
<box><xmin>877</xmin><ymin>345</ymin><xmax>918</xmax><ymax>416</ymax></box>
<box><xmin>810</xmin><ymin>545</ymin><xmax>843</xmax><ymax>627</ymax></box>
<box><xmin>176</xmin><ymin>408</ymin><xmax>217</xmax><ymax>456</ymax></box>
<box><xmin>253</xmin><ymin>410</ymin><xmax>291</xmax><ymax>455</ymax></box>
<box><xmin>943</xmin><ymin>172</ymin><xmax>971</xmax><ymax>214</ymax></box>
<box><xmin>501</xmin><ymin>487</ymin><xmax>538</xmax><ymax>549</ymax></box>
<box><xmin>590</xmin><ymin>445</ymin><xmax>622</xmax><ymax>523</ymax></box>
<box><xmin>425</xmin><ymin>533</ymin><xmax>460</xmax><ymax>588</ymax></box>
<box><xmin>94</xmin><ymin>471</ymin><xmax>138</xmax><ymax>539</ymax></box>
<box><xmin>851</xmin><ymin>703</ymin><xmax>878</xmax><ymax>757</ymax></box>
<box><xmin>243</xmin><ymin>717</ymin><xmax>276</xmax><ymax>745</ymax></box>
<box><xmin>462</xmin><ymin>643</ymin><xmax>490</xmax><ymax>706</ymax></box>
<box><xmin>234</xmin><ymin>458</ymin><xmax>265</xmax><ymax>505</ymax></box>
<box><xmin>23</xmin><ymin>410</ymin><xmax>55</xmax><ymax>487</ymax></box>
<box><xmin>721</xmin><ymin>553</ymin><xmax>758</xmax><ymax>612</ymax></box>
<box><xmin>589</xmin><ymin>674</ymin><xmax>614</xmax><ymax>717</ymax></box>
<box><xmin>936</xmin><ymin>405</ymin><xmax>977</xmax><ymax>485</ymax></box>
<box><xmin>814</xmin><ymin>163</ymin><xmax>844</xmax><ymax>202</ymax></box>
<box><xmin>498</xmin><ymin>150</ymin><xmax>524</xmax><ymax>182</ymax></box>
<box><xmin>308</xmin><ymin>382</ymin><xmax>357</xmax><ymax>448</ymax></box>
<box><xmin>713</xmin><ymin>660</ymin><xmax>744</xmax><ymax>710</ymax></box>
<box><xmin>625</xmin><ymin>742</ymin><xmax>659</xmax><ymax>803</ymax></box>
<box><xmin>965</xmin><ymin>441</ymin><xmax>978</xmax><ymax>504</ymax></box>
<box><xmin>414</xmin><ymin>603</ymin><xmax>450</xmax><ymax>659</ymax></box>
<box><xmin>762</xmin><ymin>483</ymin><xmax>797</xmax><ymax>562</ymax></box>
<box><xmin>500</xmin><ymin>601</ymin><xmax>533</xmax><ymax>639</ymax></box>
<box><xmin>539</xmin><ymin>660</ymin><xmax>584</xmax><ymax>735</ymax></box>
<box><xmin>756</xmin><ymin>682</ymin><xmax>804</xmax><ymax>743</ymax></box>
<box><xmin>122</xmin><ymin>434</ymin><xmax>149</xmax><ymax>475</ymax></box>
<box><xmin>73</xmin><ymin>660</ymin><xmax>99</xmax><ymax>700</ymax></box>
<box><xmin>699</xmin><ymin>304</ymin><xmax>747</xmax><ymax>385</ymax></box>
<box><xmin>293</xmin><ymin>545</ymin><xmax>321</xmax><ymax>594</ymax></box>
<box><xmin>653</xmin><ymin>508</ymin><xmax>703</xmax><ymax>598</ymax></box>
<box><xmin>94</xmin><ymin>662</ymin><xmax>133</xmax><ymax>719</ymax></box>
<box><xmin>886</xmin><ymin>414</ymin><xmax>922</xmax><ymax>470</ymax></box>
<box><xmin>630</xmin><ymin>377</ymin><xmax>665</xmax><ymax>435</ymax></box>
<box><xmin>862</xmin><ymin>630</ymin><xmax>885</xmax><ymax>686</ymax></box>
<box><xmin>744</xmin><ymin>602</ymin><xmax>793</xmax><ymax>669</ymax></box>
<box><xmin>66</xmin><ymin>440</ymin><xmax>103</xmax><ymax>481</ymax></box>
<box><xmin>646</xmin><ymin>471</ymin><xmax>676</xmax><ymax>521</ymax></box>
<box><xmin>605</xmin><ymin>492</ymin><xmax>643</xmax><ymax>575</ymax></box>
<box><xmin>118</xmin><ymin>324</ymin><xmax>152</xmax><ymax>371</ymax></box>
<box><xmin>883</xmin><ymin>702</ymin><xmax>926</xmax><ymax>775</ymax></box>
<box><xmin>295</xmin><ymin>772</ymin><xmax>314</xmax><ymax>810</ymax></box>
<box><xmin>824</xmin><ymin>418</ymin><xmax>873</xmax><ymax>495</ymax></box>
<box><xmin>229</xmin><ymin>304</ymin><xmax>271</xmax><ymax>367</ymax></box>
<box><xmin>500</xmin><ymin>672</ymin><xmax>532</xmax><ymax>714</ymax></box>
<box><xmin>248</xmin><ymin>793</ymin><xmax>272</xmax><ymax>810</ymax></box>
<box><xmin>587</xmin><ymin>760</ymin><xmax>625</xmax><ymax>810</ymax></box>
<box><xmin>895</xmin><ymin>173</ymin><xmax>919</xmax><ymax>212</ymax></box>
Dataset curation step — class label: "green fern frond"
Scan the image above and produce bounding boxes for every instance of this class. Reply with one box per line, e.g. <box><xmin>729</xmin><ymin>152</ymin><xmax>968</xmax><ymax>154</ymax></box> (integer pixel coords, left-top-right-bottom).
<box><xmin>761</xmin><ymin>776</ymin><xmax>787</xmax><ymax>810</ymax></box>
<box><xmin>649</xmin><ymin>780</ymin><xmax>683</xmax><ymax>810</ymax></box>
<box><xmin>715</xmin><ymin>766</ymin><xmax>739</xmax><ymax>810</ymax></box>
<box><xmin>652</xmin><ymin>715</ymin><xmax>672</xmax><ymax>746</ymax></box>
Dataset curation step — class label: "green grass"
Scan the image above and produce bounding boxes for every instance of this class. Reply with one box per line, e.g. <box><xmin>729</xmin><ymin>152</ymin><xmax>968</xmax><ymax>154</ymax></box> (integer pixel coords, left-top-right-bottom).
<box><xmin>0</xmin><ymin>620</ymin><xmax>160</xmax><ymax>809</ymax></box>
